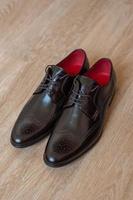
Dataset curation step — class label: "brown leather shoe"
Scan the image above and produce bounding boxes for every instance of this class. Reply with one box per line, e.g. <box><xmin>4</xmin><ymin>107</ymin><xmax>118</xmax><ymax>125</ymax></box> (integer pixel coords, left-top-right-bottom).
<box><xmin>11</xmin><ymin>49</ymin><xmax>89</xmax><ymax>147</ymax></box>
<box><xmin>44</xmin><ymin>58</ymin><xmax>116</xmax><ymax>167</ymax></box>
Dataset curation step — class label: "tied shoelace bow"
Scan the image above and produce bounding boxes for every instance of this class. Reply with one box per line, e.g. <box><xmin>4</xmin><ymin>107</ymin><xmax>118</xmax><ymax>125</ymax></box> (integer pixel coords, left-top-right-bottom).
<box><xmin>38</xmin><ymin>65</ymin><xmax>69</xmax><ymax>93</ymax></box>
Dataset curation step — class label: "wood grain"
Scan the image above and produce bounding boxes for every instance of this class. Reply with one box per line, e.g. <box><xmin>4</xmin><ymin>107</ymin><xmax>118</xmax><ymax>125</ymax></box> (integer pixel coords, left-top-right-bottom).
<box><xmin>0</xmin><ymin>0</ymin><xmax>133</xmax><ymax>199</ymax></box>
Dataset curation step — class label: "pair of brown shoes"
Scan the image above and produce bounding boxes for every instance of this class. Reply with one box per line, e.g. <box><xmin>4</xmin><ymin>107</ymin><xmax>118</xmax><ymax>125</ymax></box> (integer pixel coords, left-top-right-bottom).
<box><xmin>11</xmin><ymin>49</ymin><xmax>116</xmax><ymax>167</ymax></box>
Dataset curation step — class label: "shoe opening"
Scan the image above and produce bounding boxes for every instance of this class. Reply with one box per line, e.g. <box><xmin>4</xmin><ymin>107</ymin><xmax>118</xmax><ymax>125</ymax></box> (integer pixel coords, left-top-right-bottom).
<box><xmin>57</xmin><ymin>49</ymin><xmax>86</xmax><ymax>76</ymax></box>
<box><xmin>84</xmin><ymin>58</ymin><xmax>112</xmax><ymax>86</ymax></box>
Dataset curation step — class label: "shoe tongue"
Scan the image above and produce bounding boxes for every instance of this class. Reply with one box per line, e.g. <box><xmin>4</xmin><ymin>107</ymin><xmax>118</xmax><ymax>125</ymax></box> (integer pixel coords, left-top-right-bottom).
<box><xmin>75</xmin><ymin>75</ymin><xmax>98</xmax><ymax>93</ymax></box>
<box><xmin>78</xmin><ymin>75</ymin><xmax>95</xmax><ymax>85</ymax></box>
<box><xmin>49</xmin><ymin>65</ymin><xmax>66</xmax><ymax>77</ymax></box>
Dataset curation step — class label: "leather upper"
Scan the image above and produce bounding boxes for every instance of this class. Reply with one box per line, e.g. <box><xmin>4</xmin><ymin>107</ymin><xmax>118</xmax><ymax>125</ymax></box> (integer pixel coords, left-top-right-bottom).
<box><xmin>44</xmin><ymin>65</ymin><xmax>116</xmax><ymax>166</ymax></box>
<box><xmin>11</xmin><ymin>66</ymin><xmax>74</xmax><ymax>145</ymax></box>
<box><xmin>11</xmin><ymin>49</ymin><xmax>89</xmax><ymax>147</ymax></box>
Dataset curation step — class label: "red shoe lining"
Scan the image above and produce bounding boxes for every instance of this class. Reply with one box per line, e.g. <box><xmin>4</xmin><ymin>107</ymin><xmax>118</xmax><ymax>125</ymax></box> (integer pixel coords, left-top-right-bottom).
<box><xmin>57</xmin><ymin>49</ymin><xmax>112</xmax><ymax>86</ymax></box>
<box><xmin>57</xmin><ymin>49</ymin><xmax>86</xmax><ymax>76</ymax></box>
<box><xmin>84</xmin><ymin>58</ymin><xmax>112</xmax><ymax>86</ymax></box>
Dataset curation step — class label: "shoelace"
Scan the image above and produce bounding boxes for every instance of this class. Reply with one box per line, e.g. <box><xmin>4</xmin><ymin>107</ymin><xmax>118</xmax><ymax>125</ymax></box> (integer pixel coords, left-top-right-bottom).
<box><xmin>38</xmin><ymin>65</ymin><xmax>69</xmax><ymax>93</ymax></box>
<box><xmin>69</xmin><ymin>84</ymin><xmax>99</xmax><ymax>121</ymax></box>
<box><xmin>69</xmin><ymin>81</ymin><xmax>99</xmax><ymax>107</ymax></box>
<box><xmin>70</xmin><ymin>90</ymin><xmax>90</xmax><ymax>106</ymax></box>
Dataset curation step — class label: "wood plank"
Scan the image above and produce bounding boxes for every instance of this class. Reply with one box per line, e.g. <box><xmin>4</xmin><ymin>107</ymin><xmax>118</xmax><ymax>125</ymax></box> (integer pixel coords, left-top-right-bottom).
<box><xmin>0</xmin><ymin>0</ymin><xmax>133</xmax><ymax>199</ymax></box>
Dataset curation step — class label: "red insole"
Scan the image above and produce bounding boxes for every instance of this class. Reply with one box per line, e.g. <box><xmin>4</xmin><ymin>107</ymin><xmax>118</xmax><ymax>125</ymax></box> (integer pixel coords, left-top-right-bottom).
<box><xmin>57</xmin><ymin>49</ymin><xmax>86</xmax><ymax>76</ymax></box>
<box><xmin>84</xmin><ymin>58</ymin><xmax>112</xmax><ymax>86</ymax></box>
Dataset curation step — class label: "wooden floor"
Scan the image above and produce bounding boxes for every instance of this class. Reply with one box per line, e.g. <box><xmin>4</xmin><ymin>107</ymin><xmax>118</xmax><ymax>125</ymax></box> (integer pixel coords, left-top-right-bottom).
<box><xmin>0</xmin><ymin>0</ymin><xmax>133</xmax><ymax>199</ymax></box>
